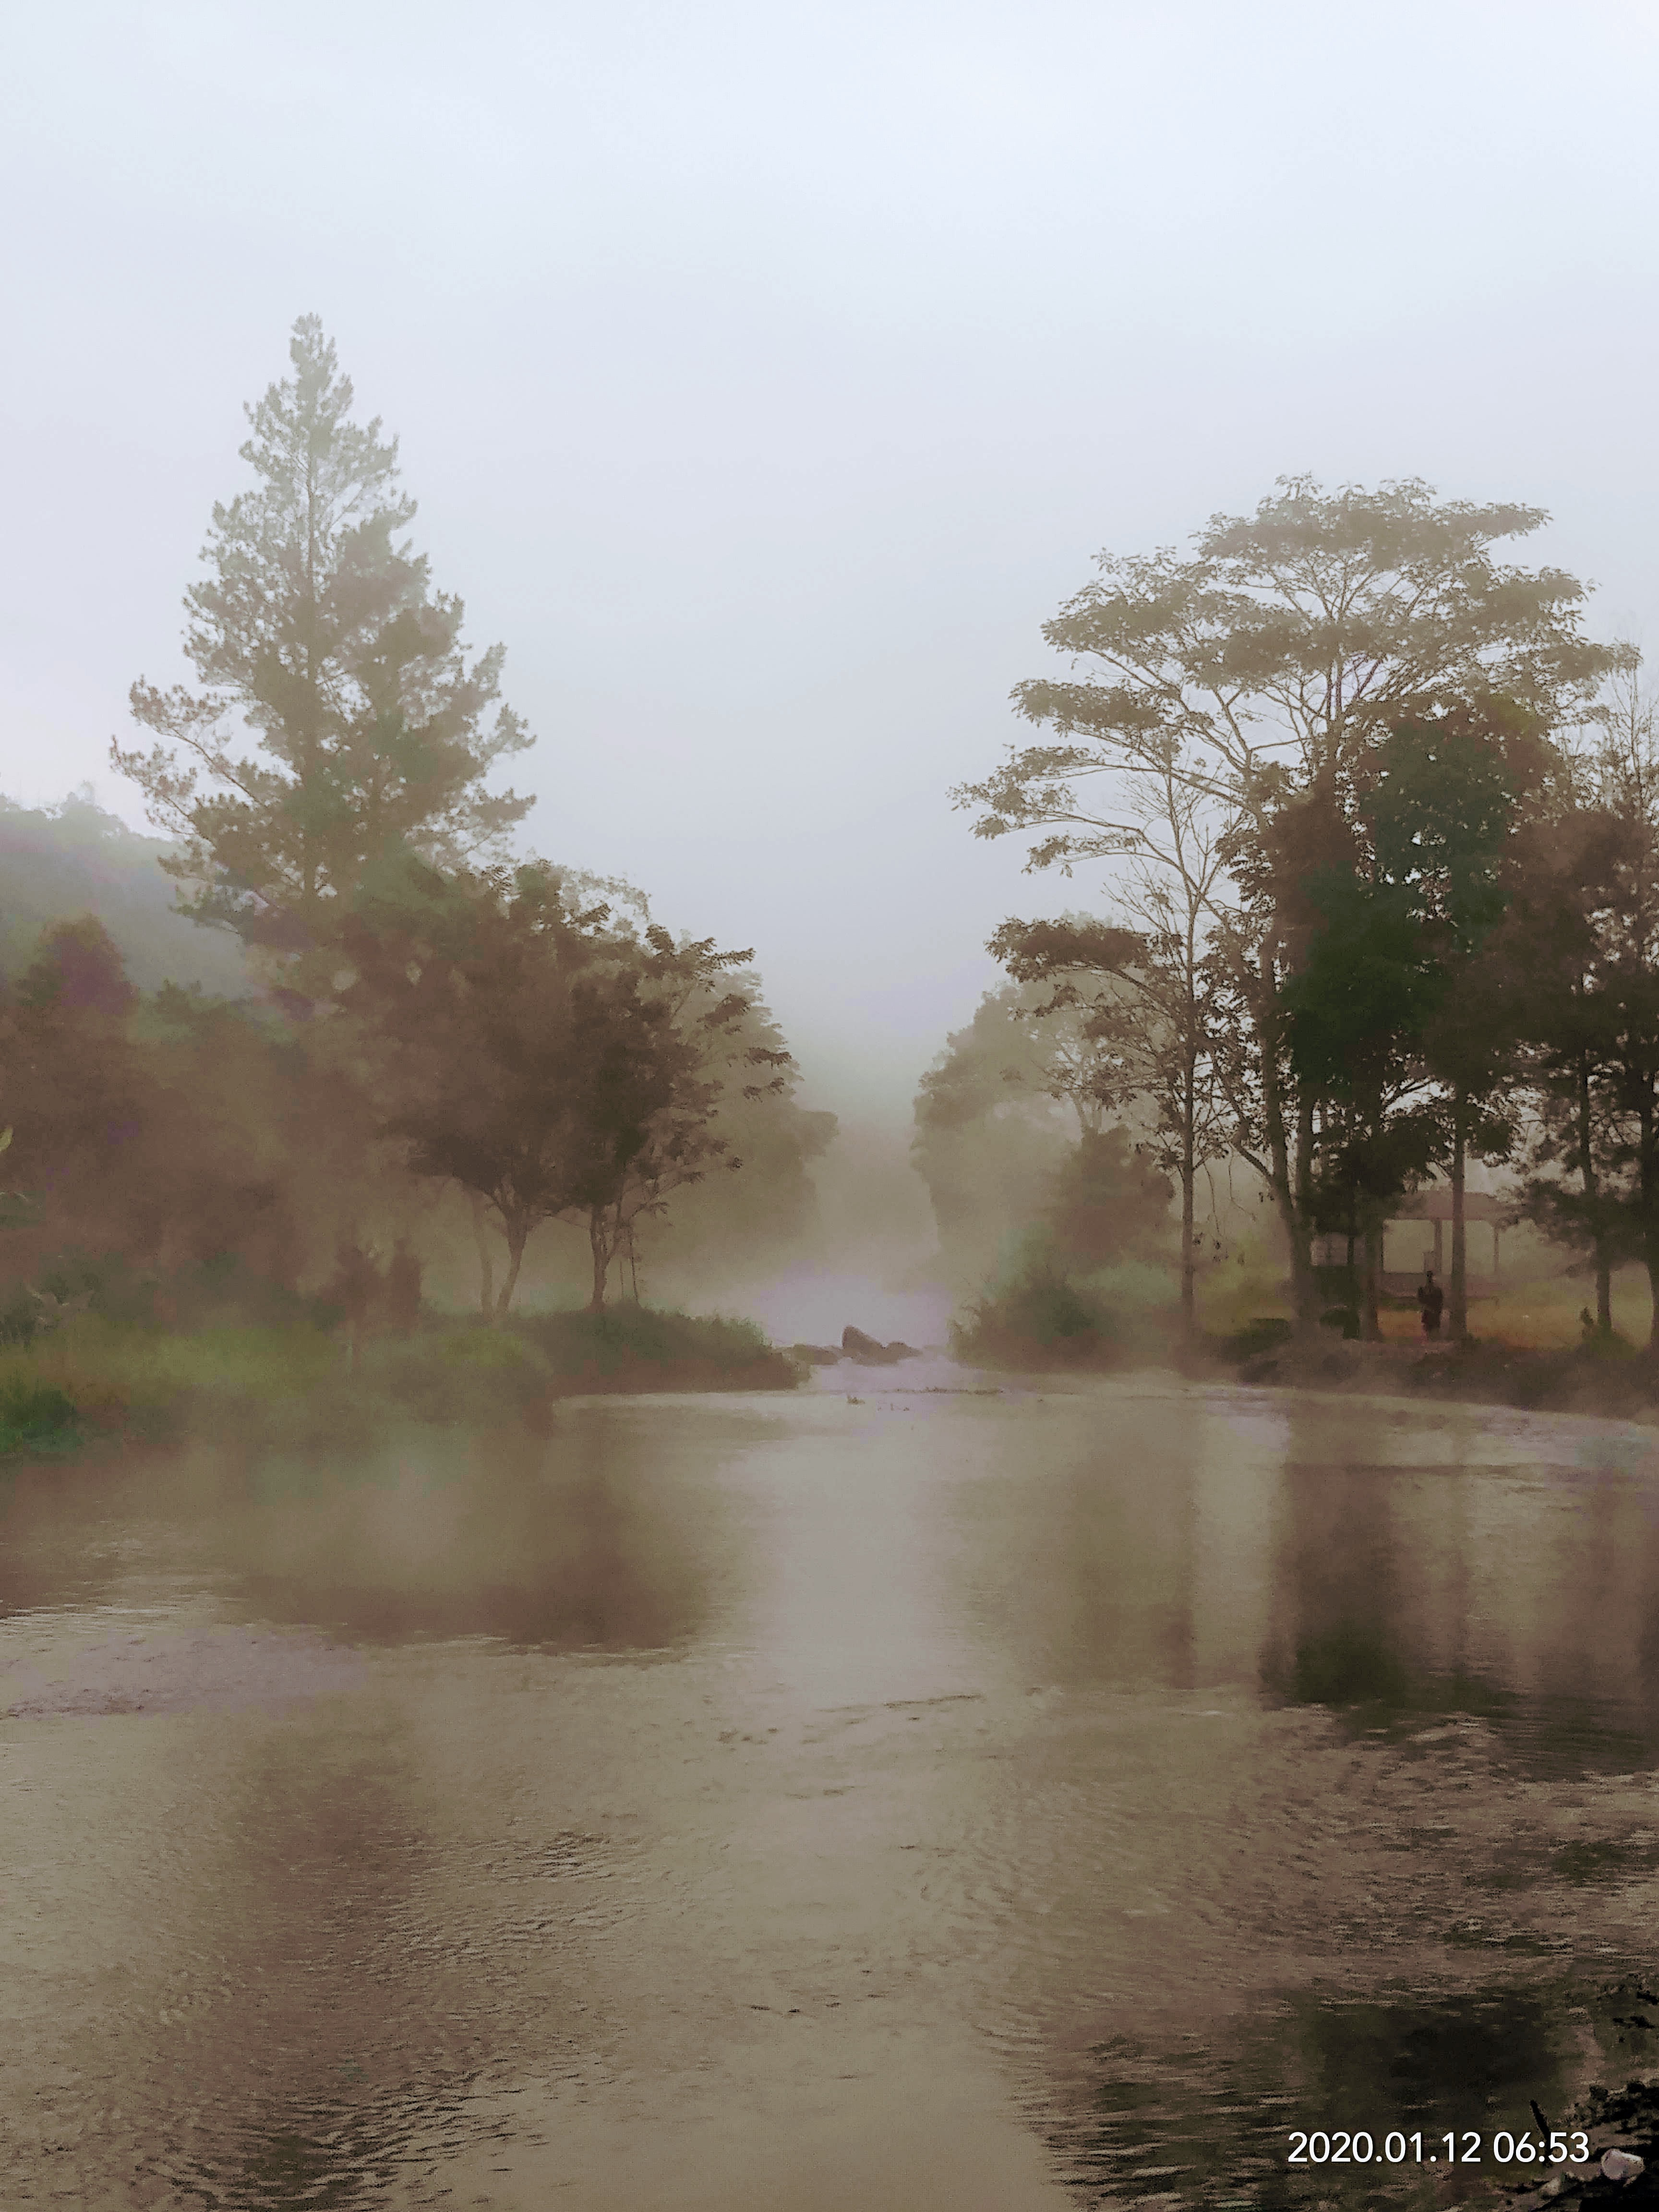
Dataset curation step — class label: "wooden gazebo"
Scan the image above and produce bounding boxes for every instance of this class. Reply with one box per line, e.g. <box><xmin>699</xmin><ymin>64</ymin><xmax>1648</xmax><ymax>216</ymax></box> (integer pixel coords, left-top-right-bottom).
<box><xmin>1311</xmin><ymin>1192</ymin><xmax>1509</xmax><ymax>1297</ymax></box>
<box><xmin>1384</xmin><ymin>1189</ymin><xmax>1507</xmax><ymax>1297</ymax></box>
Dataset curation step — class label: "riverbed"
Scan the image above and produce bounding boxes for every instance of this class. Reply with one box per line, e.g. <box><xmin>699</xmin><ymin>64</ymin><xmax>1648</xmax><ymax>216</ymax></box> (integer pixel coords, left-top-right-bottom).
<box><xmin>6</xmin><ymin>1368</ymin><xmax>1659</xmax><ymax>2209</ymax></box>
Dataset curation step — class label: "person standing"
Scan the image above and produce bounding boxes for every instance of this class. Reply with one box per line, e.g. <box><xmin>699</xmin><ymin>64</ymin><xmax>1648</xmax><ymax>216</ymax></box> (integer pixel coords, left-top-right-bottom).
<box><xmin>1417</xmin><ymin>1270</ymin><xmax>1444</xmax><ymax>1337</ymax></box>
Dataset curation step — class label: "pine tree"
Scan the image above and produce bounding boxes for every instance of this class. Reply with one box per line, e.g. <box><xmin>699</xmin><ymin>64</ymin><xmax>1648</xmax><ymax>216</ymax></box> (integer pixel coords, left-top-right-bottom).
<box><xmin>113</xmin><ymin>315</ymin><xmax>533</xmax><ymax>967</ymax></box>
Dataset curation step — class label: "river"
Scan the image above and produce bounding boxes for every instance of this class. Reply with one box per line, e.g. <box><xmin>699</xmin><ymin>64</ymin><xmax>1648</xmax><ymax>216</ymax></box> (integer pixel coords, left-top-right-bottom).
<box><xmin>6</xmin><ymin>1367</ymin><xmax>1659</xmax><ymax>2210</ymax></box>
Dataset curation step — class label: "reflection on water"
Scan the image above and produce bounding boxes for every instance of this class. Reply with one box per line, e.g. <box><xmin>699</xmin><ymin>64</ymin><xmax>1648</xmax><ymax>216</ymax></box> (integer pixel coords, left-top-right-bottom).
<box><xmin>955</xmin><ymin>1385</ymin><xmax>1659</xmax><ymax>1770</ymax></box>
<box><xmin>1254</xmin><ymin>1401</ymin><xmax>1659</xmax><ymax>1772</ymax></box>
<box><xmin>231</xmin><ymin>1408</ymin><xmax>738</xmax><ymax>1648</ymax></box>
<box><xmin>1044</xmin><ymin>1987</ymin><xmax>1579</xmax><ymax>2209</ymax></box>
<box><xmin>5</xmin><ymin>1375</ymin><xmax>1659</xmax><ymax>2207</ymax></box>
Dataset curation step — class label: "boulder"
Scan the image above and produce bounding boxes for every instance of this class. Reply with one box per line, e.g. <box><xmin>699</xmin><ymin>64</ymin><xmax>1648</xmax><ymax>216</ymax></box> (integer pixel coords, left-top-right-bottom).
<box><xmin>841</xmin><ymin>1326</ymin><xmax>920</xmax><ymax>1365</ymax></box>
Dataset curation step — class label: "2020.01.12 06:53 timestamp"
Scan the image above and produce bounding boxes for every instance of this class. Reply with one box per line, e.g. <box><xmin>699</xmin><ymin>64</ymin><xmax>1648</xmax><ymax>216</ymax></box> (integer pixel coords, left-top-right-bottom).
<box><xmin>1288</xmin><ymin>2129</ymin><xmax>1593</xmax><ymax>2167</ymax></box>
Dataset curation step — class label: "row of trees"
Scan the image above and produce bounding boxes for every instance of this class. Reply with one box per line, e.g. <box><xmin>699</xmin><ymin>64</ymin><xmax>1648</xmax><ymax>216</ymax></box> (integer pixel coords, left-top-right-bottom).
<box><xmin>1</xmin><ymin>318</ymin><xmax>808</xmax><ymax>1323</ymax></box>
<box><xmin>957</xmin><ymin>476</ymin><xmax>1659</xmax><ymax>1350</ymax></box>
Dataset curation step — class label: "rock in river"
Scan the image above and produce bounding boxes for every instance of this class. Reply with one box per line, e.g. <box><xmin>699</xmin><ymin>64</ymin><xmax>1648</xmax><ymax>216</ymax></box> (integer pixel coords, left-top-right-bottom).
<box><xmin>841</xmin><ymin>1325</ymin><xmax>919</xmax><ymax>1365</ymax></box>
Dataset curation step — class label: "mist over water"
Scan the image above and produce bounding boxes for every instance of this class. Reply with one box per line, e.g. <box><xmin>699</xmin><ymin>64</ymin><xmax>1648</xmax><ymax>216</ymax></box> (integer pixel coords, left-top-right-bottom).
<box><xmin>8</xmin><ymin>1379</ymin><xmax>1659</xmax><ymax>2206</ymax></box>
<box><xmin>8</xmin><ymin>6</ymin><xmax>1659</xmax><ymax>2204</ymax></box>
<box><xmin>738</xmin><ymin>1271</ymin><xmax>951</xmax><ymax>1349</ymax></box>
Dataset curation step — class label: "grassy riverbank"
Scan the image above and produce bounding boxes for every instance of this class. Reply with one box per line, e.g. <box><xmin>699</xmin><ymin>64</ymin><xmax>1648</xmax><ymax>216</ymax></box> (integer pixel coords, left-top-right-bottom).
<box><xmin>1221</xmin><ymin>1327</ymin><xmax>1659</xmax><ymax>1421</ymax></box>
<box><xmin>0</xmin><ymin>1307</ymin><xmax>798</xmax><ymax>1461</ymax></box>
<box><xmin>950</xmin><ymin>1277</ymin><xmax>1659</xmax><ymax>1423</ymax></box>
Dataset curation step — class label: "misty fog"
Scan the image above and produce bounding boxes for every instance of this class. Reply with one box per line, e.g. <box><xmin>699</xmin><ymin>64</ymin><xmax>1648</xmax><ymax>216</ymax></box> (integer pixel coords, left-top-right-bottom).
<box><xmin>8</xmin><ymin>5</ymin><xmax>1659</xmax><ymax>2209</ymax></box>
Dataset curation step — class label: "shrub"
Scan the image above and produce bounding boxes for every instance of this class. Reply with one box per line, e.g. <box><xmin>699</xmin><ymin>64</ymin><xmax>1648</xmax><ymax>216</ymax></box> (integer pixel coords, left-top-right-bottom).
<box><xmin>950</xmin><ymin>1271</ymin><xmax>1117</xmax><ymax>1367</ymax></box>
<box><xmin>1228</xmin><ymin>1316</ymin><xmax>1295</xmax><ymax>1360</ymax></box>
<box><xmin>0</xmin><ymin>1373</ymin><xmax>80</xmax><ymax>1455</ymax></box>
<box><xmin>1577</xmin><ymin>1317</ymin><xmax>1637</xmax><ymax>1362</ymax></box>
<box><xmin>509</xmin><ymin>1305</ymin><xmax>784</xmax><ymax>1382</ymax></box>
<box><xmin>0</xmin><ymin>1284</ymin><xmax>39</xmax><ymax>1346</ymax></box>
<box><xmin>440</xmin><ymin>1328</ymin><xmax>531</xmax><ymax>1370</ymax></box>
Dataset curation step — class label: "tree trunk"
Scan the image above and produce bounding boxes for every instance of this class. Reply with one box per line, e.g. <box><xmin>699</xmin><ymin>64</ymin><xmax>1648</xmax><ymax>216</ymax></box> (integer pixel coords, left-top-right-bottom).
<box><xmin>468</xmin><ymin>1190</ymin><xmax>494</xmax><ymax>1320</ymax></box>
<box><xmin>1179</xmin><ymin>1109</ymin><xmax>1197</xmax><ymax>1345</ymax></box>
<box><xmin>1641</xmin><ymin>1087</ymin><xmax>1659</xmax><ymax>1360</ymax></box>
<box><xmin>493</xmin><ymin>1223</ymin><xmax>527</xmax><ymax>1322</ymax></box>
<box><xmin>1291</xmin><ymin>1091</ymin><xmax>1320</xmax><ymax>1333</ymax></box>
<box><xmin>1449</xmin><ymin>1094</ymin><xmax>1468</xmax><ymax>1344</ymax></box>
<box><xmin>1577</xmin><ymin>1051</ymin><xmax>1613</xmax><ymax>1334</ymax></box>
<box><xmin>1360</xmin><ymin>1211</ymin><xmax>1382</xmax><ymax>1341</ymax></box>
<box><xmin>1254</xmin><ymin>945</ymin><xmax>1318</xmax><ymax>1332</ymax></box>
<box><xmin>588</xmin><ymin>1207</ymin><xmax>611</xmax><ymax>1312</ymax></box>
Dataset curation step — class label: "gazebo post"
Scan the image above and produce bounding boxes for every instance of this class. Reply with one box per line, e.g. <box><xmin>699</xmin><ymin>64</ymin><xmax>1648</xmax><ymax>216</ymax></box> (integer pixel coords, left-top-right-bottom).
<box><xmin>1434</xmin><ymin>1219</ymin><xmax>1444</xmax><ymax>1274</ymax></box>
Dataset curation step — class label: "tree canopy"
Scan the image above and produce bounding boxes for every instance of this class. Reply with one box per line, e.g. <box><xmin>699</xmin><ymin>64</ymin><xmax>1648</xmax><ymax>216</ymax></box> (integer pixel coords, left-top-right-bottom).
<box><xmin>955</xmin><ymin>477</ymin><xmax>1625</xmax><ymax>1337</ymax></box>
<box><xmin>113</xmin><ymin>314</ymin><xmax>533</xmax><ymax>961</ymax></box>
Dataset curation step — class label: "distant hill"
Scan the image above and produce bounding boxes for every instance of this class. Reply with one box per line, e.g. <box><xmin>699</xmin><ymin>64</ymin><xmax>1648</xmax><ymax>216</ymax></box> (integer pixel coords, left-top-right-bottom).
<box><xmin>0</xmin><ymin>791</ymin><xmax>251</xmax><ymax>997</ymax></box>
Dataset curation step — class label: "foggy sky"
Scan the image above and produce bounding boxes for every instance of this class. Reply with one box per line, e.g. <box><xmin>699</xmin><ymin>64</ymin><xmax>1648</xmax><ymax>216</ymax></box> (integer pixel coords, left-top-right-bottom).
<box><xmin>4</xmin><ymin>0</ymin><xmax>1658</xmax><ymax>1124</ymax></box>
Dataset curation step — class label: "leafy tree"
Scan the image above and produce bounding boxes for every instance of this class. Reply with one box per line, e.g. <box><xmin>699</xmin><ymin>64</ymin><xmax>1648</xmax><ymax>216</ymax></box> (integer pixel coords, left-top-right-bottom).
<box><xmin>990</xmin><ymin>759</ymin><xmax>1230</xmax><ymax>1338</ymax></box>
<box><xmin>0</xmin><ymin>917</ymin><xmax>146</xmax><ymax>1260</ymax></box>
<box><xmin>338</xmin><ymin>861</ymin><xmax>773</xmax><ymax>1317</ymax></box>
<box><xmin>1280</xmin><ymin>866</ymin><xmax>1443</xmax><ymax>1337</ymax></box>
<box><xmin>1038</xmin><ymin>1128</ymin><xmax>1176</xmax><ymax>1275</ymax></box>
<box><xmin>0</xmin><ymin>925</ymin><xmax>397</xmax><ymax>1323</ymax></box>
<box><xmin>1520</xmin><ymin>979</ymin><xmax>1632</xmax><ymax>1336</ymax></box>
<box><xmin>624</xmin><ymin>986</ymin><xmax>835</xmax><ymax>1300</ymax></box>
<box><xmin>135</xmin><ymin>982</ymin><xmax>395</xmax><ymax>1305</ymax></box>
<box><xmin>1515</xmin><ymin>799</ymin><xmax>1640</xmax><ymax>1334</ymax></box>
<box><xmin>1371</xmin><ymin>707</ymin><xmax>1549</xmax><ymax>1335</ymax></box>
<box><xmin>587</xmin><ymin>960</ymin><xmax>793</xmax><ymax>1305</ymax></box>
<box><xmin>112</xmin><ymin>315</ymin><xmax>533</xmax><ymax>968</ymax></box>
<box><xmin>956</xmin><ymin>476</ymin><xmax>1619</xmax><ymax>1331</ymax></box>
<box><xmin>1274</xmin><ymin>707</ymin><xmax>1541</xmax><ymax>1338</ymax></box>
<box><xmin>1517</xmin><ymin>665</ymin><xmax>1659</xmax><ymax>1353</ymax></box>
<box><xmin>911</xmin><ymin>981</ymin><xmax>1100</xmax><ymax>1287</ymax></box>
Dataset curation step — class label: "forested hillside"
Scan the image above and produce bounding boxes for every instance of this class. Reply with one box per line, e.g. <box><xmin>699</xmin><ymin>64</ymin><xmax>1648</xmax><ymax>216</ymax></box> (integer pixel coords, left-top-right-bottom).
<box><xmin>0</xmin><ymin>793</ymin><xmax>250</xmax><ymax>997</ymax></box>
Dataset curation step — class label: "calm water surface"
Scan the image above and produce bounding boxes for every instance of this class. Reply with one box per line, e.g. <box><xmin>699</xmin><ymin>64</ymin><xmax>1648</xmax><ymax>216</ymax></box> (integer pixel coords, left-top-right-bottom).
<box><xmin>7</xmin><ymin>1370</ymin><xmax>1659</xmax><ymax>2210</ymax></box>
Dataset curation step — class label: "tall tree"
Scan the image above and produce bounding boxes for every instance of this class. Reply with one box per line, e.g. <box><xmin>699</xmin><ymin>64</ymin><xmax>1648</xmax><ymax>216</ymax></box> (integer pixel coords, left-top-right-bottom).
<box><xmin>912</xmin><ymin>980</ymin><xmax>1109</xmax><ymax>1289</ymax></box>
<box><xmin>338</xmin><ymin>861</ymin><xmax>773</xmax><ymax>1317</ymax></box>
<box><xmin>112</xmin><ymin>315</ymin><xmax>533</xmax><ymax>971</ymax></box>
<box><xmin>990</xmin><ymin>755</ymin><xmax>1229</xmax><ymax>1340</ymax></box>
<box><xmin>584</xmin><ymin>956</ymin><xmax>793</xmax><ymax>1308</ymax></box>
<box><xmin>1519</xmin><ymin>664</ymin><xmax>1659</xmax><ymax>1354</ymax></box>
<box><xmin>1370</xmin><ymin>707</ymin><xmax>1547</xmax><ymax>1336</ymax></box>
<box><xmin>1279</xmin><ymin>864</ymin><xmax>1443</xmax><ymax>1338</ymax></box>
<box><xmin>955</xmin><ymin>476</ymin><xmax>1618</xmax><ymax>1332</ymax></box>
<box><xmin>1265</xmin><ymin>707</ymin><xmax>1544</xmax><ymax>1341</ymax></box>
<box><xmin>1515</xmin><ymin>801</ymin><xmax>1638</xmax><ymax>1335</ymax></box>
<box><xmin>622</xmin><ymin>983</ymin><xmax>835</xmax><ymax>1298</ymax></box>
<box><xmin>0</xmin><ymin>918</ymin><xmax>145</xmax><ymax>1261</ymax></box>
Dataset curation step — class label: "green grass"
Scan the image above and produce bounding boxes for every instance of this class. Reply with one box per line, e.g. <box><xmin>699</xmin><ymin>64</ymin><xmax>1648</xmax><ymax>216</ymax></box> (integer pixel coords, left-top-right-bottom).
<box><xmin>507</xmin><ymin>1305</ymin><xmax>793</xmax><ymax>1387</ymax></box>
<box><xmin>0</xmin><ymin>1303</ymin><xmax>797</xmax><ymax>1463</ymax></box>
<box><xmin>0</xmin><ymin>1317</ymin><xmax>352</xmax><ymax>1460</ymax></box>
<box><xmin>0</xmin><ymin>1316</ymin><xmax>336</xmax><ymax>1413</ymax></box>
<box><xmin>0</xmin><ymin>1373</ymin><xmax>82</xmax><ymax>1457</ymax></box>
